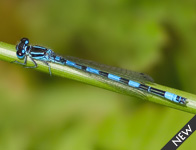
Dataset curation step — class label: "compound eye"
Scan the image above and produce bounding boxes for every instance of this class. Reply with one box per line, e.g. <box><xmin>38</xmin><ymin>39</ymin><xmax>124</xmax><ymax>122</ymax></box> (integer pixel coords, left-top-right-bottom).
<box><xmin>16</xmin><ymin>50</ymin><xmax>25</xmax><ymax>59</ymax></box>
<box><xmin>16</xmin><ymin>43</ymin><xmax>24</xmax><ymax>51</ymax></box>
<box><xmin>21</xmin><ymin>38</ymin><xmax>29</xmax><ymax>45</ymax></box>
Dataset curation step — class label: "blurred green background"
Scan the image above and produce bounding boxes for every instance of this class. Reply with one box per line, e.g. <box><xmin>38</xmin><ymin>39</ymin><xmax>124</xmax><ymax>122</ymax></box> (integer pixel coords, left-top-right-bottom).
<box><xmin>0</xmin><ymin>0</ymin><xmax>196</xmax><ymax>150</ymax></box>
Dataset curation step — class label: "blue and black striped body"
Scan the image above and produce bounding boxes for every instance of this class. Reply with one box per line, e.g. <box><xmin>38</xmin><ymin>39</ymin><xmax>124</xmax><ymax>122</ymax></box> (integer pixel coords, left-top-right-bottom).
<box><xmin>29</xmin><ymin>46</ymin><xmax>54</xmax><ymax>61</ymax></box>
<box><xmin>15</xmin><ymin>38</ymin><xmax>187</xmax><ymax>104</ymax></box>
<box><xmin>28</xmin><ymin>46</ymin><xmax>66</xmax><ymax>65</ymax></box>
<box><xmin>61</xmin><ymin>59</ymin><xmax>186</xmax><ymax>104</ymax></box>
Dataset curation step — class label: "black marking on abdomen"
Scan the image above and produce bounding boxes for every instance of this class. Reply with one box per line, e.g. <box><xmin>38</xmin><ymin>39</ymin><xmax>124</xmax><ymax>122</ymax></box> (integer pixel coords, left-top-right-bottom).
<box><xmin>76</xmin><ymin>64</ymin><xmax>87</xmax><ymax>71</ymax></box>
<box><xmin>120</xmin><ymin>78</ymin><xmax>129</xmax><ymax>85</ymax></box>
<box><xmin>99</xmin><ymin>71</ymin><xmax>108</xmax><ymax>77</ymax></box>
<box><xmin>176</xmin><ymin>96</ymin><xmax>181</xmax><ymax>102</ymax></box>
<box><xmin>180</xmin><ymin>97</ymin><xmax>186</xmax><ymax>103</ymax></box>
<box><xmin>139</xmin><ymin>84</ymin><xmax>149</xmax><ymax>91</ymax></box>
<box><xmin>149</xmin><ymin>87</ymin><xmax>165</xmax><ymax>97</ymax></box>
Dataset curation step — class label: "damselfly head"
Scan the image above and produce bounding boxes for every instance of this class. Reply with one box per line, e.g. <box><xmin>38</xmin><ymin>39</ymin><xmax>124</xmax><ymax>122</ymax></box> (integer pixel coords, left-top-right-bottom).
<box><xmin>16</xmin><ymin>38</ymin><xmax>29</xmax><ymax>59</ymax></box>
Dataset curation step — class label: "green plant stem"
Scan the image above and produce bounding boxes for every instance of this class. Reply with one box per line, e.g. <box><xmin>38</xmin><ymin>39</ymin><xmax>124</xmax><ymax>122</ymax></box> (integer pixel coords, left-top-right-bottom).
<box><xmin>0</xmin><ymin>41</ymin><xmax>196</xmax><ymax>114</ymax></box>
